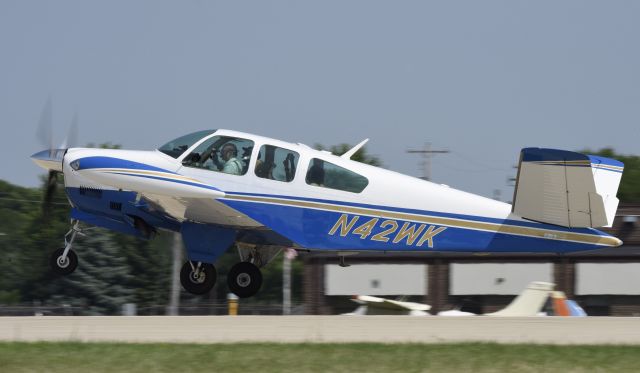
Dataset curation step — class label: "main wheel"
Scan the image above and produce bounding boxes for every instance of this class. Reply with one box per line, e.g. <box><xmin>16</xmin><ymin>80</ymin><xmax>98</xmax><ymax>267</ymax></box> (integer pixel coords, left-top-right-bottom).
<box><xmin>227</xmin><ymin>262</ymin><xmax>263</xmax><ymax>298</ymax></box>
<box><xmin>180</xmin><ymin>262</ymin><xmax>217</xmax><ymax>295</ymax></box>
<box><xmin>49</xmin><ymin>248</ymin><xmax>78</xmax><ymax>275</ymax></box>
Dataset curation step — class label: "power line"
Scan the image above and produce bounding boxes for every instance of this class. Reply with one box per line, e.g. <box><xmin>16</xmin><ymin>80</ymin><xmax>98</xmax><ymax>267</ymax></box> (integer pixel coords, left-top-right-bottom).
<box><xmin>0</xmin><ymin>197</ymin><xmax>68</xmax><ymax>206</ymax></box>
<box><xmin>0</xmin><ymin>192</ymin><xmax>68</xmax><ymax>202</ymax></box>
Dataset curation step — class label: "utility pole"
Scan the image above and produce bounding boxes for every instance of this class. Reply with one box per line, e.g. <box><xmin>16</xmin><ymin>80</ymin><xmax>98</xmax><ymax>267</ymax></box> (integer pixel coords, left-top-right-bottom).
<box><xmin>282</xmin><ymin>248</ymin><xmax>297</xmax><ymax>315</ymax></box>
<box><xmin>406</xmin><ymin>143</ymin><xmax>450</xmax><ymax>181</ymax></box>
<box><xmin>167</xmin><ymin>233</ymin><xmax>182</xmax><ymax>316</ymax></box>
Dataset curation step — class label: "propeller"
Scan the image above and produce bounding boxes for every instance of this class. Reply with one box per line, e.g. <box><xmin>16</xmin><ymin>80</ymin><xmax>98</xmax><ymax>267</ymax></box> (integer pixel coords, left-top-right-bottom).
<box><xmin>35</xmin><ymin>97</ymin><xmax>78</xmax><ymax>217</ymax></box>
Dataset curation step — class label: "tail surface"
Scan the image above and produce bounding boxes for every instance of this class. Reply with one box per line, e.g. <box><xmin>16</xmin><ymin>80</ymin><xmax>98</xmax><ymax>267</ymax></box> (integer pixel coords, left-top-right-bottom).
<box><xmin>513</xmin><ymin>148</ymin><xmax>623</xmax><ymax>228</ymax></box>
<box><xmin>485</xmin><ymin>281</ymin><xmax>554</xmax><ymax>317</ymax></box>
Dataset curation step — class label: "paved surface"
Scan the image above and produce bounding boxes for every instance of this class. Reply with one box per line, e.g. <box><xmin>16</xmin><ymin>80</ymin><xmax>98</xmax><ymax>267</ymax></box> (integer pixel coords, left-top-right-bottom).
<box><xmin>1</xmin><ymin>316</ymin><xmax>639</xmax><ymax>344</ymax></box>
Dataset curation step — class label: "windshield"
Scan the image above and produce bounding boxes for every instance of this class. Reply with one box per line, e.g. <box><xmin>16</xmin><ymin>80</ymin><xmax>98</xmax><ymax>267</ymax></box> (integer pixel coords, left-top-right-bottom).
<box><xmin>158</xmin><ymin>130</ymin><xmax>216</xmax><ymax>158</ymax></box>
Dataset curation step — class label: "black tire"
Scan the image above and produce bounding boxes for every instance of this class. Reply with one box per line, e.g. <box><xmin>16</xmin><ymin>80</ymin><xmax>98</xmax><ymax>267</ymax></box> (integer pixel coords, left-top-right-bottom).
<box><xmin>49</xmin><ymin>248</ymin><xmax>78</xmax><ymax>275</ymax></box>
<box><xmin>227</xmin><ymin>262</ymin><xmax>262</xmax><ymax>298</ymax></box>
<box><xmin>180</xmin><ymin>261</ymin><xmax>217</xmax><ymax>295</ymax></box>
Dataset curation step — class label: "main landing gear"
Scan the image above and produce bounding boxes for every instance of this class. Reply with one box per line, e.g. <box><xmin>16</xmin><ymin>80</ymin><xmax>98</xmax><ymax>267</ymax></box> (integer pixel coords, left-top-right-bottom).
<box><xmin>180</xmin><ymin>261</ymin><xmax>217</xmax><ymax>295</ymax></box>
<box><xmin>49</xmin><ymin>220</ymin><xmax>81</xmax><ymax>275</ymax></box>
<box><xmin>227</xmin><ymin>262</ymin><xmax>262</xmax><ymax>298</ymax></box>
<box><xmin>179</xmin><ymin>261</ymin><xmax>263</xmax><ymax>298</ymax></box>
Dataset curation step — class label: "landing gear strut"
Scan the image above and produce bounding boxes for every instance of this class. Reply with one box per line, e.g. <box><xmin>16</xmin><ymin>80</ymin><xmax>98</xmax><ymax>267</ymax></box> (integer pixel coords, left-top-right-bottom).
<box><xmin>180</xmin><ymin>261</ymin><xmax>217</xmax><ymax>295</ymax></box>
<box><xmin>227</xmin><ymin>262</ymin><xmax>262</xmax><ymax>298</ymax></box>
<box><xmin>50</xmin><ymin>220</ymin><xmax>81</xmax><ymax>275</ymax></box>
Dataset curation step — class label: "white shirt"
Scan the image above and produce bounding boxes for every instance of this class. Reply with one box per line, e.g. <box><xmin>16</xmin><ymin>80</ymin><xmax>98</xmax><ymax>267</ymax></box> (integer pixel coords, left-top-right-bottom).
<box><xmin>222</xmin><ymin>157</ymin><xmax>243</xmax><ymax>175</ymax></box>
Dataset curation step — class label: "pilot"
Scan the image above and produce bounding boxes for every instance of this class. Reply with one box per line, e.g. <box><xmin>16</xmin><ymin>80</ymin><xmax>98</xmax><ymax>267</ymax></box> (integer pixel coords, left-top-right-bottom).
<box><xmin>218</xmin><ymin>143</ymin><xmax>243</xmax><ymax>175</ymax></box>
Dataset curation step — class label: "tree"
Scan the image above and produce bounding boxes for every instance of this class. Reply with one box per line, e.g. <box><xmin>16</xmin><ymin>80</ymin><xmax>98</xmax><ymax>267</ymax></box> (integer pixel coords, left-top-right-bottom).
<box><xmin>15</xmin><ymin>174</ymin><xmax>71</xmax><ymax>303</ymax></box>
<box><xmin>114</xmin><ymin>231</ymin><xmax>172</xmax><ymax>314</ymax></box>
<box><xmin>0</xmin><ymin>180</ymin><xmax>47</xmax><ymax>303</ymax></box>
<box><xmin>52</xmin><ymin>228</ymin><xmax>134</xmax><ymax>315</ymax></box>
<box><xmin>313</xmin><ymin>143</ymin><xmax>382</xmax><ymax>166</ymax></box>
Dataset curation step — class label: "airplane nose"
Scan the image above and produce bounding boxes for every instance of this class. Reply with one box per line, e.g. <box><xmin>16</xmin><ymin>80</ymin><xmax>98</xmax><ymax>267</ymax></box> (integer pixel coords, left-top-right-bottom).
<box><xmin>30</xmin><ymin>149</ymin><xmax>66</xmax><ymax>172</ymax></box>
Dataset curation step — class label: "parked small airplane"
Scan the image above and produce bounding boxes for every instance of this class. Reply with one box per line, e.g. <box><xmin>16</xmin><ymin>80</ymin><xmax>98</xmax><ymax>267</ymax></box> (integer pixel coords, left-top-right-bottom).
<box><xmin>438</xmin><ymin>281</ymin><xmax>555</xmax><ymax>316</ymax></box>
<box><xmin>345</xmin><ymin>282</ymin><xmax>585</xmax><ymax>317</ymax></box>
<box><xmin>550</xmin><ymin>291</ymin><xmax>587</xmax><ymax>317</ymax></box>
<box><xmin>32</xmin><ymin>129</ymin><xmax>624</xmax><ymax>298</ymax></box>
<box><xmin>438</xmin><ymin>282</ymin><xmax>587</xmax><ymax>316</ymax></box>
<box><xmin>344</xmin><ymin>295</ymin><xmax>432</xmax><ymax>316</ymax></box>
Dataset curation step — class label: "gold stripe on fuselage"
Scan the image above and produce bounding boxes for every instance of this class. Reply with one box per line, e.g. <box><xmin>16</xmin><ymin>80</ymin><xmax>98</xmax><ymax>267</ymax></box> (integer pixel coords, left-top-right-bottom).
<box><xmin>222</xmin><ymin>194</ymin><xmax>620</xmax><ymax>247</ymax></box>
<box><xmin>98</xmin><ymin>168</ymin><xmax>205</xmax><ymax>184</ymax></box>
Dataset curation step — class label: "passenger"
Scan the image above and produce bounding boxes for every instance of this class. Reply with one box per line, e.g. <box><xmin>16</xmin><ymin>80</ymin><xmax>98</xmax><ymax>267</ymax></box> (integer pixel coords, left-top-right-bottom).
<box><xmin>306</xmin><ymin>159</ymin><xmax>325</xmax><ymax>186</ymax></box>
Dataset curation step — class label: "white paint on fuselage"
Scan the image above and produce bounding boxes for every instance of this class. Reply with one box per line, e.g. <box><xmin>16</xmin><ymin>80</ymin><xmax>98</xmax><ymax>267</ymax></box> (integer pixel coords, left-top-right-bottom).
<box><xmin>62</xmin><ymin>129</ymin><xmax>518</xmax><ymax>229</ymax></box>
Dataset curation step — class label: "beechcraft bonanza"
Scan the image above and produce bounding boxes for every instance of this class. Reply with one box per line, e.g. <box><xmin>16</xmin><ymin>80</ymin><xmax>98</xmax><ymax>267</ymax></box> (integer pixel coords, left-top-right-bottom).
<box><xmin>31</xmin><ymin>129</ymin><xmax>625</xmax><ymax>298</ymax></box>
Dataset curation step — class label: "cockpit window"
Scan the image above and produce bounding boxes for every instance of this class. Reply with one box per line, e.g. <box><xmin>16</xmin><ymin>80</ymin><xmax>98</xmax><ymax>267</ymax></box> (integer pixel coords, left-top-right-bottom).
<box><xmin>182</xmin><ymin>135</ymin><xmax>254</xmax><ymax>176</ymax></box>
<box><xmin>158</xmin><ymin>130</ymin><xmax>216</xmax><ymax>158</ymax></box>
<box><xmin>305</xmin><ymin>158</ymin><xmax>369</xmax><ymax>193</ymax></box>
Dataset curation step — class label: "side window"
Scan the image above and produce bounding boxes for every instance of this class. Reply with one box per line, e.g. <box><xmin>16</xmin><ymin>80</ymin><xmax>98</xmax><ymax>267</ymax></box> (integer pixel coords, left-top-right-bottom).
<box><xmin>182</xmin><ymin>136</ymin><xmax>254</xmax><ymax>176</ymax></box>
<box><xmin>255</xmin><ymin>145</ymin><xmax>299</xmax><ymax>182</ymax></box>
<box><xmin>305</xmin><ymin>158</ymin><xmax>369</xmax><ymax>193</ymax></box>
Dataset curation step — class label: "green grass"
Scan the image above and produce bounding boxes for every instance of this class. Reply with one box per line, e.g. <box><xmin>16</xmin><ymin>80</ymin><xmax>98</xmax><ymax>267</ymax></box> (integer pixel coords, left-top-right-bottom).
<box><xmin>2</xmin><ymin>342</ymin><xmax>640</xmax><ymax>372</ymax></box>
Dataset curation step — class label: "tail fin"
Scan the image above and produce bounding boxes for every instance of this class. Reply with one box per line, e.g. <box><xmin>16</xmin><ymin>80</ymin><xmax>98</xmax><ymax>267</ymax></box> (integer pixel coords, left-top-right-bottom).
<box><xmin>551</xmin><ymin>291</ymin><xmax>588</xmax><ymax>316</ymax></box>
<box><xmin>551</xmin><ymin>291</ymin><xmax>571</xmax><ymax>316</ymax></box>
<box><xmin>512</xmin><ymin>148</ymin><xmax>623</xmax><ymax>228</ymax></box>
<box><xmin>485</xmin><ymin>282</ymin><xmax>554</xmax><ymax>317</ymax></box>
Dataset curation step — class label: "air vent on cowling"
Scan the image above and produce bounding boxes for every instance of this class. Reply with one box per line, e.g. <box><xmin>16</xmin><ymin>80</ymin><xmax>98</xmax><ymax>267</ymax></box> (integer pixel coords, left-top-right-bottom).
<box><xmin>79</xmin><ymin>186</ymin><xmax>103</xmax><ymax>198</ymax></box>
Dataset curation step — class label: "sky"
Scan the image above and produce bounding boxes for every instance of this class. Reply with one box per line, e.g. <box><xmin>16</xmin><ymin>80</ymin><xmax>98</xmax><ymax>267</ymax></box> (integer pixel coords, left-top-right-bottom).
<box><xmin>1</xmin><ymin>1</ymin><xmax>639</xmax><ymax>200</ymax></box>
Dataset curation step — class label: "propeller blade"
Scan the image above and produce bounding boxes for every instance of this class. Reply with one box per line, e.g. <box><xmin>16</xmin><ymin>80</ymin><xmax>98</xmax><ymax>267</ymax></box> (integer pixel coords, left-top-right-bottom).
<box><xmin>60</xmin><ymin>113</ymin><xmax>78</xmax><ymax>149</ymax></box>
<box><xmin>42</xmin><ymin>170</ymin><xmax>59</xmax><ymax>218</ymax></box>
<box><xmin>36</xmin><ymin>96</ymin><xmax>53</xmax><ymax>153</ymax></box>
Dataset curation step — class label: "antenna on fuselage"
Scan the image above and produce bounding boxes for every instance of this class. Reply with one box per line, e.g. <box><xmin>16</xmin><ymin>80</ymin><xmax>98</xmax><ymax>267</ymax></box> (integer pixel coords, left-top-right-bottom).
<box><xmin>341</xmin><ymin>138</ymin><xmax>369</xmax><ymax>160</ymax></box>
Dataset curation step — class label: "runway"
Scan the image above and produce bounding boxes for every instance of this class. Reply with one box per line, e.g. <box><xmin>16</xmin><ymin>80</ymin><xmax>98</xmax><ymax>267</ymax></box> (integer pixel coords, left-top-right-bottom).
<box><xmin>1</xmin><ymin>316</ymin><xmax>640</xmax><ymax>345</ymax></box>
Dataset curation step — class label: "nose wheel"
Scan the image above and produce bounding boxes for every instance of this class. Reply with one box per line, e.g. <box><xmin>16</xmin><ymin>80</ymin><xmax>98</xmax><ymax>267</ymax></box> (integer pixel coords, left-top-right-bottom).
<box><xmin>49</xmin><ymin>247</ymin><xmax>78</xmax><ymax>275</ymax></box>
<box><xmin>50</xmin><ymin>220</ymin><xmax>81</xmax><ymax>275</ymax></box>
<box><xmin>180</xmin><ymin>261</ymin><xmax>217</xmax><ymax>295</ymax></box>
<box><xmin>227</xmin><ymin>262</ymin><xmax>263</xmax><ymax>298</ymax></box>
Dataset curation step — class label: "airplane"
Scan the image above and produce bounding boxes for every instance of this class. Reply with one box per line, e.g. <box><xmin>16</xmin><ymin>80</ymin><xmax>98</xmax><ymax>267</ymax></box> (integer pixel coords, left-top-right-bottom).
<box><xmin>31</xmin><ymin>129</ymin><xmax>625</xmax><ymax>298</ymax></box>
<box><xmin>343</xmin><ymin>282</ymin><xmax>586</xmax><ymax>316</ymax></box>
<box><xmin>345</xmin><ymin>281</ymin><xmax>554</xmax><ymax>316</ymax></box>
<box><xmin>438</xmin><ymin>281</ymin><xmax>554</xmax><ymax>316</ymax></box>
<box><xmin>343</xmin><ymin>295</ymin><xmax>432</xmax><ymax>316</ymax></box>
<box><xmin>438</xmin><ymin>282</ymin><xmax>587</xmax><ymax>316</ymax></box>
<box><xmin>550</xmin><ymin>291</ymin><xmax>587</xmax><ymax>317</ymax></box>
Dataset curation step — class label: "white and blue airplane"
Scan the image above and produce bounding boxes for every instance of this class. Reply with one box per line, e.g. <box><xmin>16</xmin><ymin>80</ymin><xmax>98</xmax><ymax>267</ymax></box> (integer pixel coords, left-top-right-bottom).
<box><xmin>31</xmin><ymin>129</ymin><xmax>624</xmax><ymax>298</ymax></box>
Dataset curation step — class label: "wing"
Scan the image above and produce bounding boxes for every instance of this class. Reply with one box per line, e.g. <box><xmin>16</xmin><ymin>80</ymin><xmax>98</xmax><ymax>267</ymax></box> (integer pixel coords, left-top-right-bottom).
<box><xmin>355</xmin><ymin>295</ymin><xmax>431</xmax><ymax>311</ymax></box>
<box><xmin>139</xmin><ymin>192</ymin><xmax>262</xmax><ymax>228</ymax></box>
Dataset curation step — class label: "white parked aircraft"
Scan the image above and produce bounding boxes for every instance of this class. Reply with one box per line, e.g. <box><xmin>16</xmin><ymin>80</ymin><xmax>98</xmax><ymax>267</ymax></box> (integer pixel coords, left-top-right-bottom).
<box><xmin>32</xmin><ymin>129</ymin><xmax>624</xmax><ymax>298</ymax></box>
<box><xmin>344</xmin><ymin>295</ymin><xmax>432</xmax><ymax>316</ymax></box>
<box><xmin>345</xmin><ymin>281</ymin><xmax>555</xmax><ymax>317</ymax></box>
<box><xmin>438</xmin><ymin>281</ymin><xmax>555</xmax><ymax>316</ymax></box>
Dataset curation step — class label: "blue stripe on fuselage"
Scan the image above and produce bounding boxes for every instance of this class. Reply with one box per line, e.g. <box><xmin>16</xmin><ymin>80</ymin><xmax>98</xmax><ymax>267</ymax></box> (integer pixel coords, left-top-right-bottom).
<box><xmin>222</xmin><ymin>191</ymin><xmax>603</xmax><ymax>236</ymax></box>
<box><xmin>219</xmin><ymin>194</ymin><xmax>614</xmax><ymax>253</ymax></box>
<box><xmin>76</xmin><ymin>156</ymin><xmax>175</xmax><ymax>173</ymax></box>
<box><xmin>106</xmin><ymin>171</ymin><xmax>222</xmax><ymax>192</ymax></box>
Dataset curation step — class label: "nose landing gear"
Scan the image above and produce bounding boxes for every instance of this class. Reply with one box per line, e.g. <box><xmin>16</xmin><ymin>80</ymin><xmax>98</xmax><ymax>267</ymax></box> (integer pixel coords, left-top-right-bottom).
<box><xmin>49</xmin><ymin>220</ymin><xmax>81</xmax><ymax>275</ymax></box>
